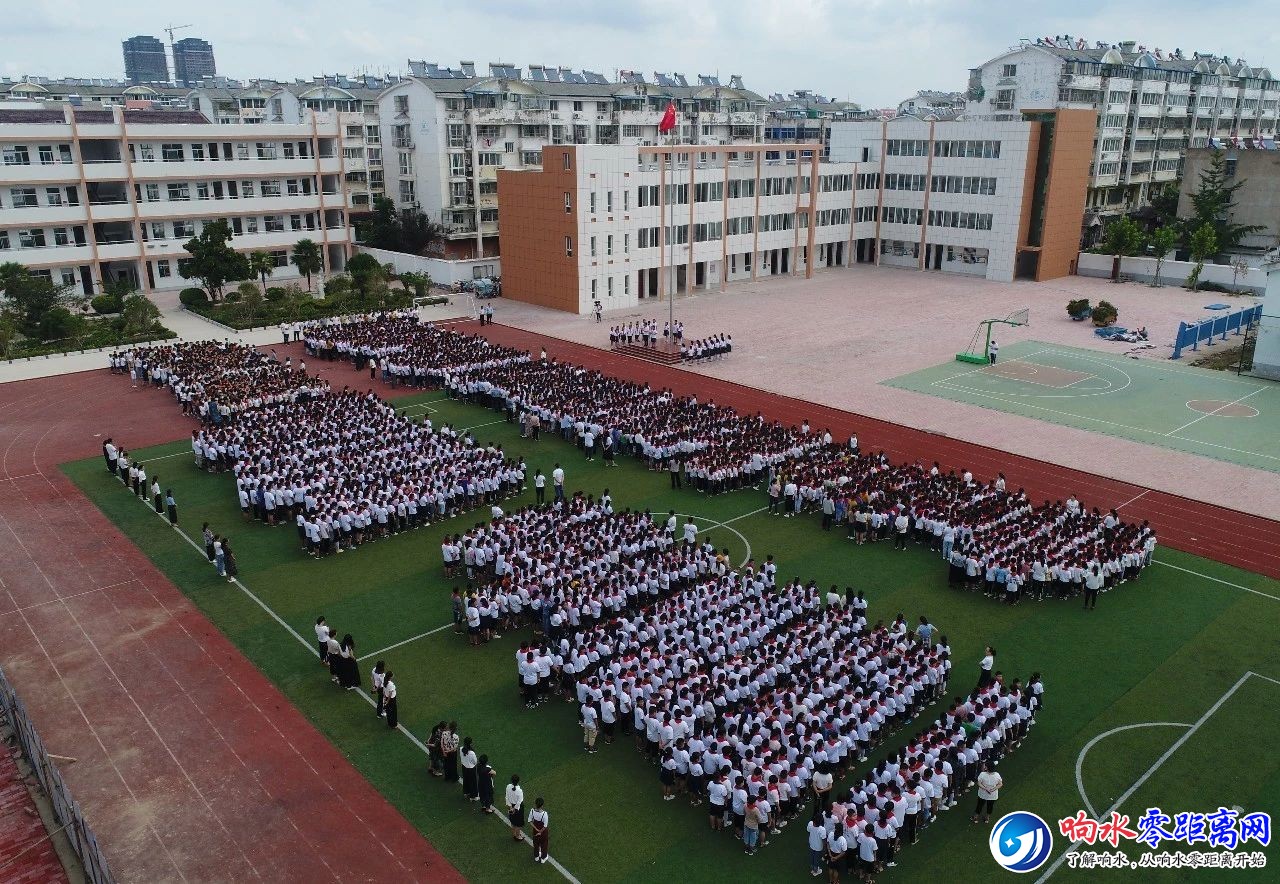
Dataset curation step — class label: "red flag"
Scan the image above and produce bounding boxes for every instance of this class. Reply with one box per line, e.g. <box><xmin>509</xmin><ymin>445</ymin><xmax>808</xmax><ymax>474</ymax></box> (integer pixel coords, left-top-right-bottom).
<box><xmin>658</xmin><ymin>100</ymin><xmax>677</xmax><ymax>134</ymax></box>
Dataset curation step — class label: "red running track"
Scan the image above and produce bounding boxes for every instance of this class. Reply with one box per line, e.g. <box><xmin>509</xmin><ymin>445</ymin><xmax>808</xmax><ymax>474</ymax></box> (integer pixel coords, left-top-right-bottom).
<box><xmin>0</xmin><ymin>361</ymin><xmax>462</xmax><ymax>883</ymax></box>
<box><xmin>471</xmin><ymin>321</ymin><xmax>1280</xmax><ymax>580</ymax></box>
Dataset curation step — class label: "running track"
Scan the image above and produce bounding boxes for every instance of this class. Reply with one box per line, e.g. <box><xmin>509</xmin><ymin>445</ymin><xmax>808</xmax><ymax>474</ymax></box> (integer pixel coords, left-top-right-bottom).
<box><xmin>0</xmin><ymin>359</ymin><xmax>463</xmax><ymax>883</ymax></box>
<box><xmin>472</xmin><ymin>321</ymin><xmax>1280</xmax><ymax>580</ymax></box>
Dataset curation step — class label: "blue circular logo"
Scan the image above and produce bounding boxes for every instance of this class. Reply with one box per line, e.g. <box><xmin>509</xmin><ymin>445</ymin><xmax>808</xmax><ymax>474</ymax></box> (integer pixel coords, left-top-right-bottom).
<box><xmin>989</xmin><ymin>811</ymin><xmax>1053</xmax><ymax>873</ymax></box>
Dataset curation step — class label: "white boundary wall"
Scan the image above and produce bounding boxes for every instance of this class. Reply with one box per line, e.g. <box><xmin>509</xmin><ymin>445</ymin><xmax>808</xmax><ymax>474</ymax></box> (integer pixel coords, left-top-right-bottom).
<box><xmin>1076</xmin><ymin>252</ymin><xmax>1267</xmax><ymax>294</ymax></box>
<box><xmin>356</xmin><ymin>246</ymin><xmax>500</xmax><ymax>285</ymax></box>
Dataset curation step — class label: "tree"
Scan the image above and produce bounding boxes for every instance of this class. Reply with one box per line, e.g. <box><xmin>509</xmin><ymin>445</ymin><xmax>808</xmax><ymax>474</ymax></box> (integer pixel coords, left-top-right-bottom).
<box><xmin>119</xmin><ymin>293</ymin><xmax>161</xmax><ymax>339</ymax></box>
<box><xmin>291</xmin><ymin>239</ymin><xmax>323</xmax><ymax>291</ymax></box>
<box><xmin>1186</xmin><ymin>223</ymin><xmax>1218</xmax><ymax>291</ymax></box>
<box><xmin>345</xmin><ymin>252</ymin><xmax>384</xmax><ymax>298</ymax></box>
<box><xmin>1146</xmin><ymin>183</ymin><xmax>1181</xmax><ymax>229</ymax></box>
<box><xmin>355</xmin><ymin>197</ymin><xmax>448</xmax><ymax>255</ymax></box>
<box><xmin>248</xmin><ymin>250</ymin><xmax>275</xmax><ymax>291</ymax></box>
<box><xmin>399</xmin><ymin>271</ymin><xmax>432</xmax><ymax>298</ymax></box>
<box><xmin>1101</xmin><ymin>217</ymin><xmax>1145</xmax><ymax>281</ymax></box>
<box><xmin>236</xmin><ymin>280</ymin><xmax>264</xmax><ymax>313</ymax></box>
<box><xmin>0</xmin><ymin>261</ymin><xmax>76</xmax><ymax>335</ymax></box>
<box><xmin>183</xmin><ymin>221</ymin><xmax>249</xmax><ymax>301</ymax></box>
<box><xmin>1230</xmin><ymin>257</ymin><xmax>1251</xmax><ymax>293</ymax></box>
<box><xmin>1148</xmin><ymin>225</ymin><xmax>1178</xmax><ymax>288</ymax></box>
<box><xmin>1183</xmin><ymin>150</ymin><xmax>1264</xmax><ymax>257</ymax></box>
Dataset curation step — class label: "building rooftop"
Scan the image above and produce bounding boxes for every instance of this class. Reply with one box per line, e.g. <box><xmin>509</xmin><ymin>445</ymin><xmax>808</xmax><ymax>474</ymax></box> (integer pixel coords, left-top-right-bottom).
<box><xmin>404</xmin><ymin>60</ymin><xmax>763</xmax><ymax>101</ymax></box>
<box><xmin>0</xmin><ymin>107</ymin><xmax>210</xmax><ymax>124</ymax></box>
<box><xmin>1011</xmin><ymin>36</ymin><xmax>1274</xmax><ymax>79</ymax></box>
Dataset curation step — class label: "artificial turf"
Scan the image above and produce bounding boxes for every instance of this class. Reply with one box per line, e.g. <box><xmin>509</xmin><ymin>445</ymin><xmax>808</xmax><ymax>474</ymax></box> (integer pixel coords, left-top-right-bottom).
<box><xmin>65</xmin><ymin>388</ymin><xmax>1280</xmax><ymax>883</ymax></box>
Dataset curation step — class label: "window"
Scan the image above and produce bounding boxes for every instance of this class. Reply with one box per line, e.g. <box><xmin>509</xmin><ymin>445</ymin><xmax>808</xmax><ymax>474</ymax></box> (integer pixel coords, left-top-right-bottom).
<box><xmin>565</xmin><ymin>236</ymin><xmax>573</xmax><ymax>257</ymax></box>
<box><xmin>53</xmin><ymin>227</ymin><xmax>70</xmax><ymax>246</ymax></box>
<box><xmin>60</xmin><ymin>269</ymin><xmax>76</xmax><ymax>287</ymax></box>
<box><xmin>623</xmin><ymin>233</ymin><xmax>630</xmax><ymax>253</ymax></box>
<box><xmin>563</xmin><ymin>152</ymin><xmax>571</xmax><ymax>171</ymax></box>
<box><xmin>139</xmin><ymin>145</ymin><xmax>155</xmax><ymax>162</ymax></box>
<box><xmin>167</xmin><ymin>183</ymin><xmax>190</xmax><ymax>201</ymax></box>
<box><xmin>624</xmin><ymin>276</ymin><xmax>630</xmax><ymax>296</ymax></box>
<box><xmin>18</xmin><ymin>229</ymin><xmax>46</xmax><ymax>248</ymax></box>
<box><xmin>623</xmin><ymin>190</ymin><xmax>629</xmax><ymax>211</ymax></box>
<box><xmin>241</xmin><ymin>180</ymin><xmax>256</xmax><ymax>198</ymax></box>
<box><xmin>694</xmin><ymin>181</ymin><xmax>724</xmax><ymax>202</ymax></box>
<box><xmin>45</xmin><ymin>187</ymin><xmax>63</xmax><ymax>206</ymax></box>
<box><xmin>477</xmin><ymin>152</ymin><xmax>502</xmax><ymax>166</ymax></box>
<box><xmin>1002</xmin><ymin>64</ymin><xmax>1017</xmax><ymax>77</ymax></box>
<box><xmin>196</xmin><ymin>182</ymin><xmax>210</xmax><ymax>200</ymax></box>
<box><xmin>606</xmin><ymin>191</ymin><xmax>613</xmax><ymax>213</ymax></box>
<box><xmin>607</xmin><ymin>277</ymin><xmax>613</xmax><ymax>297</ymax></box>
<box><xmin>157</xmin><ymin>260</ymin><xmax>172</xmax><ymax>278</ymax></box>
<box><xmin>150</xmin><ymin>222</ymin><xmax>167</xmax><ymax>240</ymax></box>
<box><xmin>38</xmin><ymin>146</ymin><xmax>55</xmax><ymax>164</ymax></box>
<box><xmin>521</xmin><ymin>150</ymin><xmax>542</xmax><ymax>165</ymax></box>
<box><xmin>591</xmin><ymin>279</ymin><xmax>597</xmax><ymax>298</ymax></box>
<box><xmin>261</xmin><ymin>180</ymin><xmax>282</xmax><ymax>197</ymax></box>
<box><xmin>564</xmin><ymin>192</ymin><xmax>572</xmax><ymax>213</ymax></box>
<box><xmin>573</xmin><ymin>101</ymin><xmax>583</xmax><ymax>112</ymax></box>
<box><xmin>161</xmin><ymin>143</ymin><xmax>184</xmax><ymax>162</ymax></box>
<box><xmin>172</xmin><ymin>220</ymin><xmax>195</xmax><ymax>237</ymax></box>
<box><xmin>245</xmin><ymin>216</ymin><xmax>259</xmax><ymax>234</ymax></box>
<box><xmin>0</xmin><ymin>231</ymin><xmax>7</xmax><ymax>250</ymax></box>
<box><xmin>191</xmin><ymin>143</ymin><xmax>205</xmax><ymax>160</ymax></box>
<box><xmin>590</xmin><ymin>236</ymin><xmax>597</xmax><ymax>257</ymax></box>
<box><xmin>264</xmin><ymin>215</ymin><xmax>285</xmax><ymax>232</ymax></box>
<box><xmin>606</xmin><ymin>234</ymin><xmax>613</xmax><ymax>256</ymax></box>
<box><xmin>995</xmin><ymin>89</ymin><xmax>1015</xmax><ymax>111</ymax></box>
<box><xmin>10</xmin><ymin>188</ymin><xmax>37</xmax><ymax>208</ymax></box>
<box><xmin>886</xmin><ymin>139</ymin><xmax>928</xmax><ymax>157</ymax></box>
<box><xmin>399</xmin><ymin>180</ymin><xmax>416</xmax><ymax>203</ymax></box>
<box><xmin>143</xmin><ymin>182</ymin><xmax>160</xmax><ymax>201</ymax></box>
<box><xmin>589</xmin><ymin>191</ymin><xmax>596</xmax><ymax>213</ymax></box>
<box><xmin>3</xmin><ymin>146</ymin><xmax>31</xmax><ymax>165</ymax></box>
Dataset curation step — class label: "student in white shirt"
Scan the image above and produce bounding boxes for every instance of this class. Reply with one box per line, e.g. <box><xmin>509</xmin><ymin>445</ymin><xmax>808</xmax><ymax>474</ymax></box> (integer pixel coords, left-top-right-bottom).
<box><xmin>529</xmin><ymin>797</ymin><xmax>550</xmax><ymax>864</ymax></box>
<box><xmin>505</xmin><ymin>775</ymin><xmax>525</xmax><ymax>839</ymax></box>
<box><xmin>382</xmin><ymin>671</ymin><xmax>398</xmax><ymax>728</ymax></box>
<box><xmin>972</xmin><ymin>761</ymin><xmax>1003</xmax><ymax>824</ymax></box>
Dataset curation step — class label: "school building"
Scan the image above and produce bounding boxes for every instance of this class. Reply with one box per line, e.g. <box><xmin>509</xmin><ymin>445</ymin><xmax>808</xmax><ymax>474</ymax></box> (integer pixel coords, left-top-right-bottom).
<box><xmin>497</xmin><ymin>113</ymin><xmax>1095</xmax><ymax>314</ymax></box>
<box><xmin>826</xmin><ymin>109</ymin><xmax>1096</xmax><ymax>283</ymax></box>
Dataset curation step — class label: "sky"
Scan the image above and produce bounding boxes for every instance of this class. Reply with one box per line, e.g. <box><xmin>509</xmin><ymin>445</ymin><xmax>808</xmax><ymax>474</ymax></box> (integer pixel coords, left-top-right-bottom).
<box><xmin>6</xmin><ymin>1</ymin><xmax>1280</xmax><ymax>107</ymax></box>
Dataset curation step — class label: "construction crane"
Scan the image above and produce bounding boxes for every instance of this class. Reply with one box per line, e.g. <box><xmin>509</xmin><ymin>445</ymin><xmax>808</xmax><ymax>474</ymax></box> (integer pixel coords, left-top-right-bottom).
<box><xmin>164</xmin><ymin>24</ymin><xmax>192</xmax><ymax>85</ymax></box>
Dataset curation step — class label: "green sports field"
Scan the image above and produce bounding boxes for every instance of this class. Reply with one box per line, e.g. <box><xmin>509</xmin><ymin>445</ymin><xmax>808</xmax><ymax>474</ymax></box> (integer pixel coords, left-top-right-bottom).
<box><xmin>883</xmin><ymin>341</ymin><xmax>1279</xmax><ymax>474</ymax></box>
<box><xmin>66</xmin><ymin>390</ymin><xmax>1280</xmax><ymax>883</ymax></box>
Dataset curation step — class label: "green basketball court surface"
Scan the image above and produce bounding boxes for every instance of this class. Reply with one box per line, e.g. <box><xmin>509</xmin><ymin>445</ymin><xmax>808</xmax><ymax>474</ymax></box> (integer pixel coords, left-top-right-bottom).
<box><xmin>883</xmin><ymin>340</ymin><xmax>1279</xmax><ymax>474</ymax></box>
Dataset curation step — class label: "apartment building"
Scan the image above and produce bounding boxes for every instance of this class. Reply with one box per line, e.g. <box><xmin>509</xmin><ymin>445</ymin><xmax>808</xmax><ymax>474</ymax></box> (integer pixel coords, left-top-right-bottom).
<box><xmin>1177</xmin><ymin>148</ymin><xmax>1280</xmax><ymax>258</ymax></box>
<box><xmin>173</xmin><ymin>38</ymin><xmax>217</xmax><ymax>88</ymax></box>
<box><xmin>827</xmin><ymin>110</ymin><xmax>1095</xmax><ymax>282</ymax></box>
<box><xmin>0</xmin><ymin>104</ymin><xmax>351</xmax><ymax>295</ymax></box>
<box><xmin>967</xmin><ymin>37</ymin><xmax>1279</xmax><ymax>241</ymax></box>
<box><xmin>187</xmin><ymin>77</ymin><xmax>394</xmax><ymax>216</ymax></box>
<box><xmin>379</xmin><ymin>62</ymin><xmax>768</xmax><ymax>259</ymax></box>
<box><xmin>497</xmin><ymin>143</ymin><xmax>858</xmax><ymax>314</ymax></box>
<box><xmin>122</xmin><ymin>36</ymin><xmax>168</xmax><ymax>85</ymax></box>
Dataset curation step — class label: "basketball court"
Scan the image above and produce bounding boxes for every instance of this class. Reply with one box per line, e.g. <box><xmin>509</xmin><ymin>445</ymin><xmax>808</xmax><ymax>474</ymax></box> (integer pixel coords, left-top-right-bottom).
<box><xmin>883</xmin><ymin>340</ymin><xmax>1279</xmax><ymax>473</ymax></box>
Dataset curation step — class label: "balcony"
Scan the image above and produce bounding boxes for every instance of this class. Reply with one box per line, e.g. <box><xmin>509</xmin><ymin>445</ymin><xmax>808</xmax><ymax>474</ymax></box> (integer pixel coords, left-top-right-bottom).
<box><xmin>8</xmin><ymin>243</ymin><xmax>96</xmax><ymax>267</ymax></box>
<box><xmin>393</xmin><ymin>138</ymin><xmax>414</xmax><ymax>149</ymax></box>
<box><xmin>0</xmin><ymin>160</ymin><xmax>79</xmax><ymax>183</ymax></box>
<box><xmin>96</xmin><ymin>239</ymin><xmax>141</xmax><ymax>260</ymax></box>
<box><xmin>615</xmin><ymin>109</ymin><xmax>663</xmax><ymax>126</ymax></box>
<box><xmin>0</xmin><ymin>203</ymin><xmax>89</xmax><ymax>226</ymax></box>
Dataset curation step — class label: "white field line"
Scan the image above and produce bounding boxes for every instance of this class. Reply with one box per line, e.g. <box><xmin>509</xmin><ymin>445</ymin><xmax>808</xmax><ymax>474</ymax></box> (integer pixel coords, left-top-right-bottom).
<box><xmin>1151</xmin><ymin>557</ymin><xmax>1280</xmax><ymax>604</ymax></box>
<box><xmin>1164</xmin><ymin>387</ymin><xmax>1267</xmax><ymax>437</ymax></box>
<box><xmin>1073</xmin><ymin>722</ymin><xmax>1191</xmax><ymax>818</ymax></box>
<box><xmin>1114</xmin><ymin>490</ymin><xmax>1149</xmax><ymax>511</ymax></box>
<box><xmin>119</xmin><ymin>485</ymin><xmax>582</xmax><ymax>884</ymax></box>
<box><xmin>1037</xmin><ymin>671</ymin><xmax>1262</xmax><ymax>882</ymax></box>
<box><xmin>357</xmin><ymin>623</ymin><xmax>454</xmax><ymax>662</ymax></box>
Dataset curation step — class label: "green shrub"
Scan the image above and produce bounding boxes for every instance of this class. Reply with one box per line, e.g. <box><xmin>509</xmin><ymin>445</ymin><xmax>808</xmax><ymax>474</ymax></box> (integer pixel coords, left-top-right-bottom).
<box><xmin>179</xmin><ymin>287</ymin><xmax>209</xmax><ymax>308</ymax></box>
<box><xmin>1066</xmin><ymin>298</ymin><xmax>1090</xmax><ymax>318</ymax></box>
<box><xmin>265</xmin><ymin>286</ymin><xmax>288</xmax><ymax>302</ymax></box>
<box><xmin>1091</xmin><ymin>300</ymin><xmax>1119</xmax><ymax>327</ymax></box>
<box><xmin>91</xmin><ymin>294</ymin><xmax>121</xmax><ymax>315</ymax></box>
<box><xmin>37</xmin><ymin>306</ymin><xmax>77</xmax><ymax>341</ymax></box>
<box><xmin>224</xmin><ymin>290</ymin><xmax>242</xmax><ymax>303</ymax></box>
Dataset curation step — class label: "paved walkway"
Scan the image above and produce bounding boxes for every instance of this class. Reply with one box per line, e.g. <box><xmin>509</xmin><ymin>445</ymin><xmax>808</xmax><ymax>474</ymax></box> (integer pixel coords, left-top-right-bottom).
<box><xmin>481</xmin><ymin>266</ymin><xmax>1279</xmax><ymax>520</ymax></box>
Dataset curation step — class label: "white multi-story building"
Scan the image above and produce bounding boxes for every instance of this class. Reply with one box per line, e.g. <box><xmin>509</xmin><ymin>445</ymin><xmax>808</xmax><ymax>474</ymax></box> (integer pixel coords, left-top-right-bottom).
<box><xmin>0</xmin><ymin>104</ymin><xmax>351</xmax><ymax>295</ymax></box>
<box><xmin>186</xmin><ymin>76</ymin><xmax>397</xmax><ymax>215</ymax></box>
<box><xmin>379</xmin><ymin>62</ymin><xmax>768</xmax><ymax>259</ymax></box>
<box><xmin>966</xmin><ymin>38</ymin><xmax>1279</xmax><ymax>241</ymax></box>
<box><xmin>497</xmin><ymin>143</ymin><xmax>856</xmax><ymax>314</ymax></box>
<box><xmin>828</xmin><ymin>110</ymin><xmax>1096</xmax><ymax>282</ymax></box>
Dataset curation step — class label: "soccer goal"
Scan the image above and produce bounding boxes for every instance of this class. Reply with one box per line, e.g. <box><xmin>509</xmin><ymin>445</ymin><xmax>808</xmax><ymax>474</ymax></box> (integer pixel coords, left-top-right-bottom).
<box><xmin>956</xmin><ymin>308</ymin><xmax>1030</xmax><ymax>364</ymax></box>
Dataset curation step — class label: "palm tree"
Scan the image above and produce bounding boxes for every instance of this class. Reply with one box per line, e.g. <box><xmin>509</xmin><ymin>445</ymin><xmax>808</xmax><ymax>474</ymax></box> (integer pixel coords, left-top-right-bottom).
<box><xmin>248</xmin><ymin>250</ymin><xmax>275</xmax><ymax>292</ymax></box>
<box><xmin>291</xmin><ymin>239</ymin><xmax>323</xmax><ymax>292</ymax></box>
